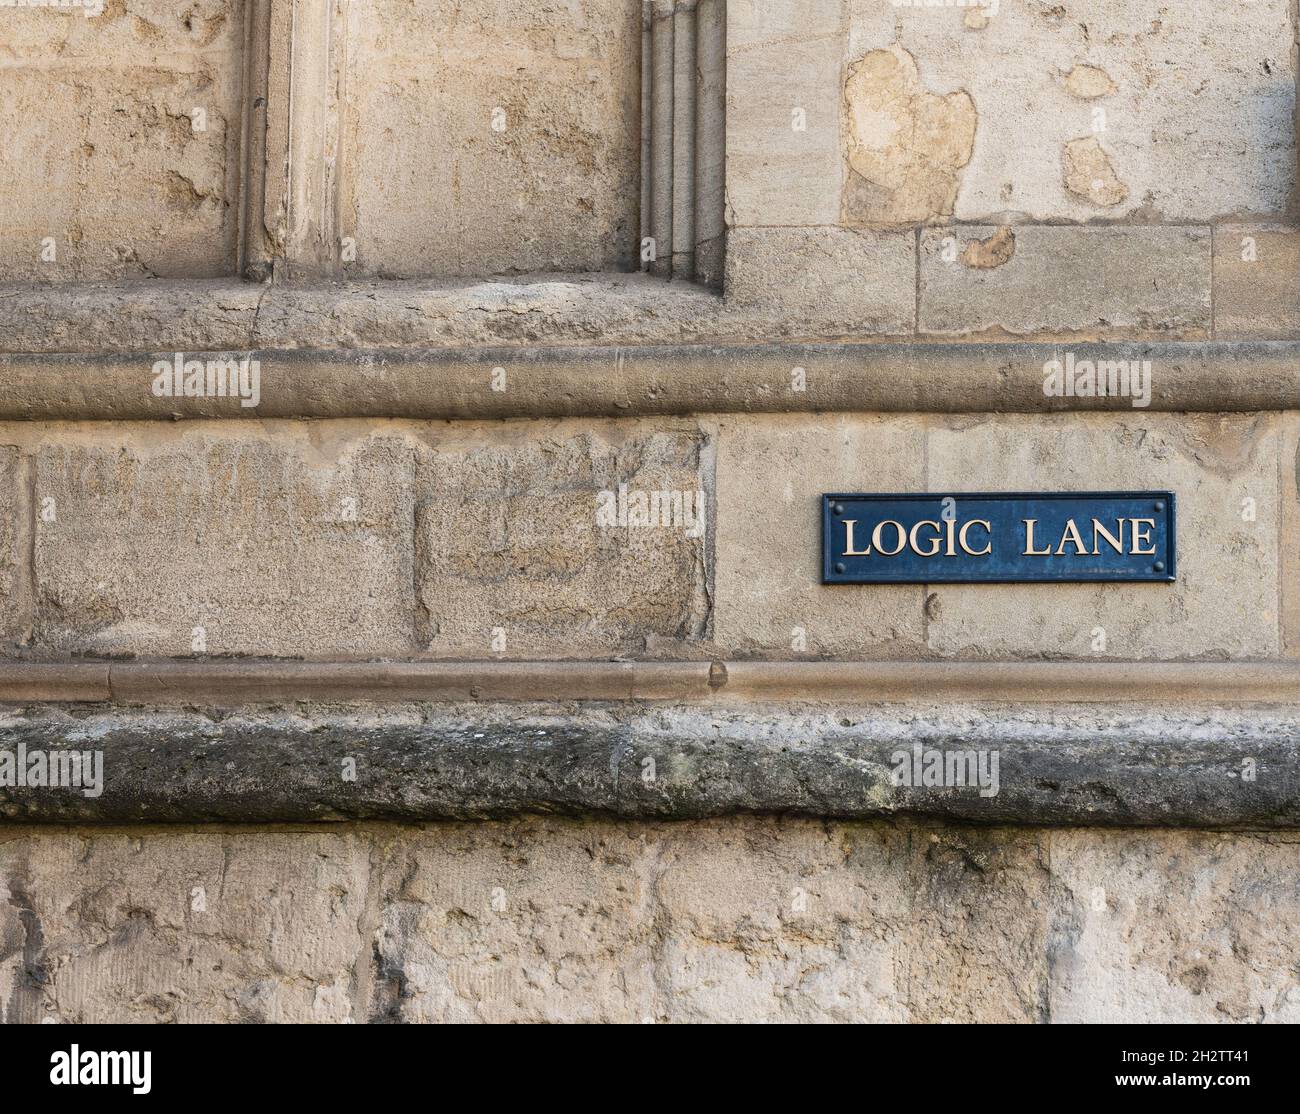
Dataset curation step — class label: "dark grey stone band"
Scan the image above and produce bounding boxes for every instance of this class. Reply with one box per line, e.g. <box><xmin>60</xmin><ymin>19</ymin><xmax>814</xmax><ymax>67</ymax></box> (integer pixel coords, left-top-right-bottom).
<box><xmin>0</xmin><ymin>704</ymin><xmax>1294</xmax><ymax>826</ymax></box>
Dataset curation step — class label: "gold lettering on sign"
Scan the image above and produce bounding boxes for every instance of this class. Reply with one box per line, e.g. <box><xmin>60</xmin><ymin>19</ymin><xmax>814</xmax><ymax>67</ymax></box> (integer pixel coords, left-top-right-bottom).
<box><xmin>872</xmin><ymin>520</ymin><xmax>907</xmax><ymax>556</ymax></box>
<box><xmin>1055</xmin><ymin>518</ymin><xmax>1089</xmax><ymax>556</ymax></box>
<box><xmin>1130</xmin><ymin>518</ymin><xmax>1156</xmax><ymax>555</ymax></box>
<box><xmin>842</xmin><ymin>520</ymin><xmax>871</xmax><ymax>556</ymax></box>
<box><xmin>909</xmin><ymin>520</ymin><xmax>942</xmax><ymax>557</ymax></box>
<box><xmin>1091</xmin><ymin>519</ymin><xmax>1126</xmax><ymax>555</ymax></box>
<box><xmin>1022</xmin><ymin>519</ymin><xmax>1050</xmax><ymax>556</ymax></box>
<box><xmin>958</xmin><ymin>520</ymin><xmax>992</xmax><ymax>556</ymax></box>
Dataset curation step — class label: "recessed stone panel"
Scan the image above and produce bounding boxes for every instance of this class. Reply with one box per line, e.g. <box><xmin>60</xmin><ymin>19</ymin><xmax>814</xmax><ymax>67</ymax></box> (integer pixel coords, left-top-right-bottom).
<box><xmin>0</xmin><ymin>1</ymin><xmax>244</xmax><ymax>281</ymax></box>
<box><xmin>415</xmin><ymin>421</ymin><xmax>711</xmax><ymax>657</ymax></box>
<box><xmin>33</xmin><ymin>427</ymin><xmax>418</xmax><ymax>658</ymax></box>
<box><xmin>342</xmin><ymin>0</ymin><xmax>642</xmax><ymax>278</ymax></box>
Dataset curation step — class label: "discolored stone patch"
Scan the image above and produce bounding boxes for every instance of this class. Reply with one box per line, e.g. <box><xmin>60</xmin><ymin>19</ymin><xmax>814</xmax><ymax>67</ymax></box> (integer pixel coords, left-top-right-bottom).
<box><xmin>841</xmin><ymin>45</ymin><xmax>976</xmax><ymax>225</ymax></box>
<box><xmin>1063</xmin><ymin>136</ymin><xmax>1128</xmax><ymax>207</ymax></box>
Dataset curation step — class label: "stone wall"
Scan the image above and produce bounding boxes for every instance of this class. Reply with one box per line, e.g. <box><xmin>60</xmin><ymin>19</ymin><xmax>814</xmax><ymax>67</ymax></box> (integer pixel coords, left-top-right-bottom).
<box><xmin>0</xmin><ymin>411</ymin><xmax>1287</xmax><ymax>661</ymax></box>
<box><xmin>1</xmin><ymin>0</ymin><xmax>1298</xmax><ymax>1025</ymax></box>
<box><xmin>4</xmin><ymin>820</ymin><xmax>1299</xmax><ymax>1024</ymax></box>
<box><xmin>0</xmin><ymin>0</ymin><xmax>246</xmax><ymax>281</ymax></box>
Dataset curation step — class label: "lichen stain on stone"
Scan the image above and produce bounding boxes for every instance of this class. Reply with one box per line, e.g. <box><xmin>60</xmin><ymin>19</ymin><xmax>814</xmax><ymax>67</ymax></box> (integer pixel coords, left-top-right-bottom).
<box><xmin>960</xmin><ymin>226</ymin><xmax>1016</xmax><ymax>269</ymax></box>
<box><xmin>1063</xmin><ymin>64</ymin><xmax>1116</xmax><ymax>100</ymax></box>
<box><xmin>1062</xmin><ymin>136</ymin><xmax>1128</xmax><ymax>207</ymax></box>
<box><xmin>841</xmin><ymin>45</ymin><xmax>977</xmax><ymax>226</ymax></box>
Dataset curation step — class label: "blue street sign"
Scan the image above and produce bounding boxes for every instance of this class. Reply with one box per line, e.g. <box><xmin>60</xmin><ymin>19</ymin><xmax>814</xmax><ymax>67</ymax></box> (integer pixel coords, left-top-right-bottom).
<box><xmin>822</xmin><ymin>492</ymin><xmax>1175</xmax><ymax>584</ymax></box>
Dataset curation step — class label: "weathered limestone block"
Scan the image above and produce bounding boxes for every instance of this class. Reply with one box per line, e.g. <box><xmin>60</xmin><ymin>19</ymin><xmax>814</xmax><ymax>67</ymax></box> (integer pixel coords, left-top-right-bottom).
<box><xmin>906</xmin><ymin>828</ymin><xmax>1050</xmax><ymax>1023</ymax></box>
<box><xmin>0</xmin><ymin>448</ymin><xmax>24</xmax><ymax>649</ymax></box>
<box><xmin>4</xmin><ymin>821</ymin><xmax>1296</xmax><ymax>1023</ymax></box>
<box><xmin>0</xmin><ymin>0</ymin><xmax>244</xmax><ymax>281</ymax></box>
<box><xmin>1213</xmin><ymin>227</ymin><xmax>1300</xmax><ymax>340</ymax></box>
<box><xmin>647</xmin><ymin>820</ymin><xmax>912</xmax><ymax>1022</ymax></box>
<box><xmin>0</xmin><ymin>829</ymin><xmax>371</xmax><ymax>1024</ymax></box>
<box><xmin>919</xmin><ymin>226</ymin><xmax>1211</xmax><ymax>338</ymax></box>
<box><xmin>370</xmin><ymin>820</ymin><xmax>658</xmax><ymax>1023</ymax></box>
<box><xmin>1047</xmin><ymin>831</ymin><xmax>1300</xmax><ymax>1023</ymax></box>
<box><xmin>848</xmin><ymin>0</ymin><xmax>1295</xmax><ymax>221</ymax></box>
<box><xmin>1280</xmin><ymin>413</ymin><xmax>1300</xmax><ymax>658</ymax></box>
<box><xmin>925</xmin><ymin>414</ymin><xmax>1280</xmax><ymax>659</ymax></box>
<box><xmin>726</xmin><ymin>2</ymin><xmax>844</xmax><ymax>226</ymax></box>
<box><xmin>32</xmin><ymin>426</ymin><xmax>418</xmax><ymax>657</ymax></box>
<box><xmin>343</xmin><ymin>0</ymin><xmax>641</xmax><ymax>277</ymax></box>
<box><xmin>724</xmin><ymin>227</ymin><xmax>915</xmax><ymax>335</ymax></box>
<box><xmin>714</xmin><ymin>414</ymin><xmax>926</xmax><ymax>657</ymax></box>
<box><xmin>416</xmin><ymin>422</ymin><xmax>711</xmax><ymax>657</ymax></box>
<box><xmin>3</xmin><ymin>703</ymin><xmax>1297</xmax><ymax>827</ymax></box>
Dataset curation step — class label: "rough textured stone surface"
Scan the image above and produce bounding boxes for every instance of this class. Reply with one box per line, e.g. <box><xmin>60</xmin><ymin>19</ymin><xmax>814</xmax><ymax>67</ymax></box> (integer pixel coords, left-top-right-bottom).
<box><xmin>1062</xmin><ymin>136</ymin><xmax>1128</xmax><ymax>208</ymax></box>
<box><xmin>2</xmin><ymin>819</ymin><xmax>1298</xmax><ymax>1023</ymax></box>
<box><xmin>724</xmin><ymin>228</ymin><xmax>915</xmax><ymax>335</ymax></box>
<box><xmin>714</xmin><ymin>414</ymin><xmax>926</xmax><ymax>657</ymax></box>
<box><xmin>0</xmin><ymin>448</ymin><xmax>25</xmax><ymax>650</ymax></box>
<box><xmin>0</xmin><ymin>0</ymin><xmax>244</xmax><ymax>282</ymax></box>
<box><xmin>342</xmin><ymin>0</ymin><xmax>641</xmax><ymax>278</ymax></box>
<box><xmin>1</xmin><ymin>271</ymin><xmax>1293</xmax><ymax>356</ymax></box>
<box><xmin>919</xmin><ymin>226</ymin><xmax>1212</xmax><ymax>338</ymax></box>
<box><xmin>1214</xmin><ymin>226</ymin><xmax>1300</xmax><ymax>340</ymax></box>
<box><xmin>848</xmin><ymin>0</ymin><xmax>1296</xmax><ymax>222</ymax></box>
<box><xmin>1</xmin><ymin>703</ymin><xmax>1295</xmax><ymax>826</ymax></box>
<box><xmin>32</xmin><ymin>426</ymin><xmax>418</xmax><ymax>658</ymax></box>
<box><xmin>415</xmin><ymin>423</ymin><xmax>711</xmax><ymax>658</ymax></box>
<box><xmin>0</xmin><ymin>827</ymin><xmax>373</xmax><ymax>1023</ymax></box>
<box><xmin>1281</xmin><ymin>413</ymin><xmax>1300</xmax><ymax>659</ymax></box>
<box><xmin>926</xmin><ymin>414</ymin><xmax>1280</xmax><ymax>659</ymax></box>
<box><xmin>1047</xmin><ymin>831</ymin><xmax>1300</xmax><ymax>1023</ymax></box>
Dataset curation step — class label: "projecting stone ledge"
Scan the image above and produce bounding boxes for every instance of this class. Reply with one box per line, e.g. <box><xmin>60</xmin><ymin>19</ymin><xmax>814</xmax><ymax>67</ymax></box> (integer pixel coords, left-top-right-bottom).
<box><xmin>0</xmin><ymin>704</ymin><xmax>1295</xmax><ymax>827</ymax></box>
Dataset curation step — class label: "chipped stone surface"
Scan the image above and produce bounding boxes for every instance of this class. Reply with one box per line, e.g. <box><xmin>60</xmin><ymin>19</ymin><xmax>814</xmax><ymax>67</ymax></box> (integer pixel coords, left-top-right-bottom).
<box><xmin>919</xmin><ymin>225</ymin><xmax>1212</xmax><ymax>338</ymax></box>
<box><xmin>714</xmin><ymin>414</ymin><xmax>926</xmax><ymax>657</ymax></box>
<box><xmin>2</xmin><ymin>820</ymin><xmax>1297</xmax><ymax>1023</ymax></box>
<box><xmin>848</xmin><ymin>0</ymin><xmax>1296</xmax><ymax>221</ymax></box>
<box><xmin>724</xmin><ymin>227</ymin><xmax>915</xmax><ymax>335</ymax></box>
<box><xmin>925</xmin><ymin>414</ymin><xmax>1280</xmax><ymax>659</ymax></box>
<box><xmin>841</xmin><ymin>45</ymin><xmax>976</xmax><ymax>225</ymax></box>
<box><xmin>32</xmin><ymin>425</ymin><xmax>418</xmax><ymax>658</ymax></box>
<box><xmin>0</xmin><ymin>828</ymin><xmax>372</xmax><ymax>1023</ymax></box>
<box><xmin>959</xmin><ymin>225</ymin><xmax>1015</xmax><ymax>269</ymax></box>
<box><xmin>1048</xmin><ymin>831</ymin><xmax>1300</xmax><ymax>1023</ymax></box>
<box><xmin>1062</xmin><ymin>137</ymin><xmax>1128</xmax><ymax>208</ymax></box>
<box><xmin>0</xmin><ymin>0</ymin><xmax>244</xmax><ymax>282</ymax></box>
<box><xmin>415</xmin><ymin>422</ymin><xmax>711</xmax><ymax>658</ymax></box>
<box><xmin>4</xmin><ymin>702</ymin><xmax>1299</xmax><ymax>827</ymax></box>
<box><xmin>342</xmin><ymin>0</ymin><xmax>641</xmax><ymax>278</ymax></box>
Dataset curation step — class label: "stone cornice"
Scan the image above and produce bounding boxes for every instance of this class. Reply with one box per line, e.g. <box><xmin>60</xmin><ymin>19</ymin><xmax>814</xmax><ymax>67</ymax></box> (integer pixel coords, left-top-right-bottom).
<box><xmin>1</xmin><ymin>339</ymin><xmax>1298</xmax><ymax>420</ymax></box>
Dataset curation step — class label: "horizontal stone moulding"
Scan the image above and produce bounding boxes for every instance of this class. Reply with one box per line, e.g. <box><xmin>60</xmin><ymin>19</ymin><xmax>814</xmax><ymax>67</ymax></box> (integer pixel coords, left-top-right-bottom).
<box><xmin>1</xmin><ymin>660</ymin><xmax>1300</xmax><ymax>706</ymax></box>
<box><xmin>0</xmin><ymin>702</ymin><xmax>1296</xmax><ymax>826</ymax></box>
<box><xmin>2</xmin><ymin>341</ymin><xmax>1298</xmax><ymax>420</ymax></box>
